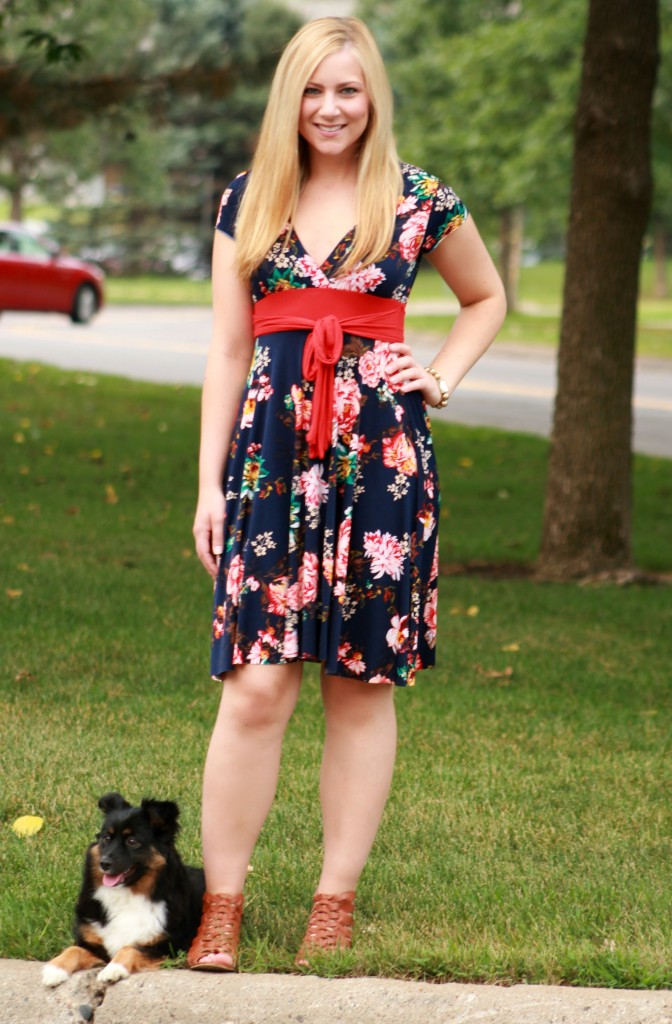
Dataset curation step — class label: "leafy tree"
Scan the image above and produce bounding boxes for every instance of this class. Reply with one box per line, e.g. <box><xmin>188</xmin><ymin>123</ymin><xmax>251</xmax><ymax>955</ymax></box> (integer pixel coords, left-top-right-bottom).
<box><xmin>538</xmin><ymin>0</ymin><xmax>659</xmax><ymax>579</ymax></box>
<box><xmin>359</xmin><ymin>0</ymin><xmax>586</xmax><ymax>309</ymax></box>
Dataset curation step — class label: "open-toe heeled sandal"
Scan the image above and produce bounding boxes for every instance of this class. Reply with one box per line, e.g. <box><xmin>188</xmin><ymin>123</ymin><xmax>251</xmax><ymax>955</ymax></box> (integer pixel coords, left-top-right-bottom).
<box><xmin>187</xmin><ymin>892</ymin><xmax>244</xmax><ymax>971</ymax></box>
<box><xmin>295</xmin><ymin>891</ymin><xmax>355</xmax><ymax>967</ymax></box>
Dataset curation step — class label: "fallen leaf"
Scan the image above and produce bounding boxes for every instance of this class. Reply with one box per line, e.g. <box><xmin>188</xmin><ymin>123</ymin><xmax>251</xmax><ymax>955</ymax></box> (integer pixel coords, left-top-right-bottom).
<box><xmin>475</xmin><ymin>664</ymin><xmax>514</xmax><ymax>680</ymax></box>
<box><xmin>501</xmin><ymin>643</ymin><xmax>520</xmax><ymax>652</ymax></box>
<box><xmin>104</xmin><ymin>485</ymin><xmax>119</xmax><ymax>505</ymax></box>
<box><xmin>458</xmin><ymin>457</ymin><xmax>473</xmax><ymax>468</ymax></box>
<box><xmin>13</xmin><ymin>432</ymin><xmax>25</xmax><ymax>444</ymax></box>
<box><xmin>12</xmin><ymin>815</ymin><xmax>44</xmax><ymax>837</ymax></box>
<box><xmin>466</xmin><ymin>605</ymin><xmax>480</xmax><ymax>617</ymax></box>
<box><xmin>89</xmin><ymin>449</ymin><xmax>104</xmax><ymax>463</ymax></box>
<box><xmin>6</xmin><ymin>589</ymin><xmax>22</xmax><ymax>599</ymax></box>
<box><xmin>19</xmin><ymin>466</ymin><xmax>29</xmax><ymax>475</ymax></box>
<box><xmin>2</xmin><ymin>516</ymin><xmax>15</xmax><ymax>525</ymax></box>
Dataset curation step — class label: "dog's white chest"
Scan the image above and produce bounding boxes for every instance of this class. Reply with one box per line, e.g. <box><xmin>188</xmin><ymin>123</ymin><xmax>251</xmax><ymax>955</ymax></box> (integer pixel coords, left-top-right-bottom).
<box><xmin>93</xmin><ymin>886</ymin><xmax>167</xmax><ymax>956</ymax></box>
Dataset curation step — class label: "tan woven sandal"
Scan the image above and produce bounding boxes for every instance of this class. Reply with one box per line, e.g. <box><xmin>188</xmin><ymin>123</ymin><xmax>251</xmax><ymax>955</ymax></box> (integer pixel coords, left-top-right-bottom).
<box><xmin>187</xmin><ymin>892</ymin><xmax>244</xmax><ymax>971</ymax></box>
<box><xmin>295</xmin><ymin>891</ymin><xmax>355</xmax><ymax>967</ymax></box>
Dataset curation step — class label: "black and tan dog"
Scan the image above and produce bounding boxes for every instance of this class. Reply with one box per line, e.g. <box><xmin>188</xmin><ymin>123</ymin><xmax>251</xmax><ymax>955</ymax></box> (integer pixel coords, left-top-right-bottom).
<box><xmin>42</xmin><ymin>792</ymin><xmax>205</xmax><ymax>986</ymax></box>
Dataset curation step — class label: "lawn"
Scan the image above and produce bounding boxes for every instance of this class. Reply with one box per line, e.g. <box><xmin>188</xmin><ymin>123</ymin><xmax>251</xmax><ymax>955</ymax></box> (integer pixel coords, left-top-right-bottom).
<box><xmin>1</xmin><ymin>358</ymin><xmax>671</xmax><ymax>987</ymax></box>
<box><xmin>105</xmin><ymin>261</ymin><xmax>672</xmax><ymax>359</ymax></box>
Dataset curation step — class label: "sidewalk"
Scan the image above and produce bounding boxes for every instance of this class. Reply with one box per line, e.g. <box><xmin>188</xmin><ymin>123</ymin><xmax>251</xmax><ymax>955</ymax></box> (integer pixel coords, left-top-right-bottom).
<box><xmin>2</xmin><ymin>959</ymin><xmax>671</xmax><ymax>1024</ymax></box>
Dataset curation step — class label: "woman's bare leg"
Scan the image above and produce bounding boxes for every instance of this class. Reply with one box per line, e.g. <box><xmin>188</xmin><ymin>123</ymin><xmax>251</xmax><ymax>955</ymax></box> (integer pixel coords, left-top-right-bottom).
<box><xmin>201</xmin><ymin>661</ymin><xmax>303</xmax><ymax>895</ymax></box>
<box><xmin>316</xmin><ymin>673</ymin><xmax>397</xmax><ymax>894</ymax></box>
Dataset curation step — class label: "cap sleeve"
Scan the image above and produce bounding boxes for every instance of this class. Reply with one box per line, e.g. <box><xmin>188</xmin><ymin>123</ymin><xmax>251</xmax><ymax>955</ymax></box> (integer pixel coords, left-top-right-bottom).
<box><xmin>215</xmin><ymin>171</ymin><xmax>249</xmax><ymax>239</ymax></box>
<box><xmin>422</xmin><ymin>181</ymin><xmax>468</xmax><ymax>253</ymax></box>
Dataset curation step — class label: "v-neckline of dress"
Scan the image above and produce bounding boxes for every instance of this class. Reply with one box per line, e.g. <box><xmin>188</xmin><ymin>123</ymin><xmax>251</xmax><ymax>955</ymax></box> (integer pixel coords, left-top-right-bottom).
<box><xmin>291</xmin><ymin>225</ymin><xmax>356</xmax><ymax>273</ymax></box>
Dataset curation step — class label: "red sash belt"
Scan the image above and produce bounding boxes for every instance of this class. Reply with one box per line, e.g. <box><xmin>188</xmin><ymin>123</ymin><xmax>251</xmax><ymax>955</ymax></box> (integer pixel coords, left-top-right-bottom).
<box><xmin>253</xmin><ymin>289</ymin><xmax>405</xmax><ymax>459</ymax></box>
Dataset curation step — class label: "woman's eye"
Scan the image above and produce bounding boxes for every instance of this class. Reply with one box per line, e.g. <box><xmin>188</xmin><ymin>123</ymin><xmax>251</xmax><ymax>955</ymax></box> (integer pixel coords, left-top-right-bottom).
<box><xmin>304</xmin><ymin>87</ymin><xmax>320</xmax><ymax>95</ymax></box>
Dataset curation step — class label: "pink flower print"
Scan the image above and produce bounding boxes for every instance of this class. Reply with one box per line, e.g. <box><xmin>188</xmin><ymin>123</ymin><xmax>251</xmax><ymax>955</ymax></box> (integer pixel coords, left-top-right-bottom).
<box><xmin>286</xmin><ymin>551</ymin><xmax>320</xmax><ymax>611</ymax></box>
<box><xmin>424</xmin><ymin>590</ymin><xmax>438</xmax><ymax>649</ymax></box>
<box><xmin>332</xmin><ymin>263</ymin><xmax>386</xmax><ymax>293</ymax></box>
<box><xmin>369</xmin><ymin>673</ymin><xmax>394</xmax><ymax>685</ymax></box>
<box><xmin>286</xmin><ymin>581</ymin><xmax>303</xmax><ymax>612</ymax></box>
<box><xmin>396</xmin><ymin>193</ymin><xmax>418</xmax><ymax>216</ymax></box>
<box><xmin>358</xmin><ymin>348</ymin><xmax>382</xmax><ymax>389</ymax></box>
<box><xmin>333</xmin><ymin>376</ymin><xmax>361</xmax><ymax>435</ymax></box>
<box><xmin>248</xmin><ymin>639</ymin><xmax>266</xmax><ymax>664</ymax></box>
<box><xmin>283</xmin><ymin>628</ymin><xmax>299</xmax><ymax>660</ymax></box>
<box><xmin>240</xmin><ymin>391</ymin><xmax>257</xmax><ymax>429</ymax></box>
<box><xmin>256</xmin><ymin>374</ymin><xmax>273</xmax><ymax>402</ymax></box>
<box><xmin>246</xmin><ymin>576</ymin><xmax>260</xmax><ymax>591</ymax></box>
<box><xmin>343</xmin><ymin>650</ymin><xmax>366</xmax><ymax>675</ymax></box>
<box><xmin>299</xmin><ymin>464</ymin><xmax>329</xmax><ymax>507</ymax></box>
<box><xmin>322</xmin><ymin>553</ymin><xmax>334</xmax><ymax>586</ymax></box>
<box><xmin>382</xmin><ymin>431</ymin><xmax>417</xmax><ymax>476</ymax></box>
<box><xmin>226</xmin><ymin>554</ymin><xmax>245</xmax><ymax>606</ymax></box>
<box><xmin>399</xmin><ymin>209</ymin><xmax>430</xmax><ymax>262</ymax></box>
<box><xmin>267</xmin><ymin>576</ymin><xmax>288</xmax><ymax>616</ymax></box>
<box><xmin>363</xmin><ymin>530</ymin><xmax>405</xmax><ymax>581</ymax></box>
<box><xmin>335</xmin><ymin>515</ymin><xmax>352</xmax><ymax>581</ymax></box>
<box><xmin>386</xmin><ymin>613</ymin><xmax>410</xmax><ymax>654</ymax></box>
<box><xmin>295</xmin><ymin>255</ymin><xmax>329</xmax><ymax>288</ymax></box>
<box><xmin>233</xmin><ymin>644</ymin><xmax>244</xmax><ymax>665</ymax></box>
<box><xmin>212</xmin><ymin>605</ymin><xmax>226</xmax><ymax>640</ymax></box>
<box><xmin>291</xmin><ymin>384</ymin><xmax>312</xmax><ymax>431</ymax></box>
<box><xmin>300</xmin><ymin>551</ymin><xmax>320</xmax><ymax>605</ymax></box>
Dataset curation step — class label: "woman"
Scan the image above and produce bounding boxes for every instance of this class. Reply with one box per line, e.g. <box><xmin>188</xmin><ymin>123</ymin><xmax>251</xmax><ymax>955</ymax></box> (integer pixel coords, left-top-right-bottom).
<box><xmin>188</xmin><ymin>16</ymin><xmax>506</xmax><ymax>970</ymax></box>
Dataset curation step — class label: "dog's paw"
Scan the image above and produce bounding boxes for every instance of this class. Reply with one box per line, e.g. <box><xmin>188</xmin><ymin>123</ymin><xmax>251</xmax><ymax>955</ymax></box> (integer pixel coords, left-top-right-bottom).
<box><xmin>97</xmin><ymin>961</ymin><xmax>130</xmax><ymax>984</ymax></box>
<box><xmin>42</xmin><ymin>964</ymin><xmax>70</xmax><ymax>988</ymax></box>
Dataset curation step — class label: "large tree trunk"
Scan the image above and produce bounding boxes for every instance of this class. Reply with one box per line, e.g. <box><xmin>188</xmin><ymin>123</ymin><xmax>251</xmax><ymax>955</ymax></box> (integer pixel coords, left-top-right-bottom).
<box><xmin>498</xmin><ymin>206</ymin><xmax>523</xmax><ymax>312</ymax></box>
<box><xmin>652</xmin><ymin>220</ymin><xmax>668</xmax><ymax>299</ymax></box>
<box><xmin>537</xmin><ymin>0</ymin><xmax>659</xmax><ymax>580</ymax></box>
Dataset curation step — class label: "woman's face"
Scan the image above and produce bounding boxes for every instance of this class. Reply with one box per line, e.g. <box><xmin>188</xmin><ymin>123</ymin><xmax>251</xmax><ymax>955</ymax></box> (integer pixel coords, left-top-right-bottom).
<box><xmin>298</xmin><ymin>47</ymin><xmax>370</xmax><ymax>161</ymax></box>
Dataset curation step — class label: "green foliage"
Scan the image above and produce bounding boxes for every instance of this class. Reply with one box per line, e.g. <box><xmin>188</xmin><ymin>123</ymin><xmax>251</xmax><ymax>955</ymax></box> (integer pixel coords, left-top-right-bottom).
<box><xmin>0</xmin><ymin>359</ymin><xmax>671</xmax><ymax>983</ymax></box>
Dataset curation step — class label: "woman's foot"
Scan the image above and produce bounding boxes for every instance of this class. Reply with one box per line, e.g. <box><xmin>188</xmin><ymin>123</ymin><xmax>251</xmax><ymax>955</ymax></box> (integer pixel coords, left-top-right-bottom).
<box><xmin>187</xmin><ymin>892</ymin><xmax>244</xmax><ymax>971</ymax></box>
<box><xmin>295</xmin><ymin>891</ymin><xmax>355</xmax><ymax>967</ymax></box>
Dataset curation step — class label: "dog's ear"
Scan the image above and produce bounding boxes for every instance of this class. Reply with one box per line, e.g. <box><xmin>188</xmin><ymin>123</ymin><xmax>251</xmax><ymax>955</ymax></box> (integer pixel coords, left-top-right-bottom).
<box><xmin>141</xmin><ymin>799</ymin><xmax>180</xmax><ymax>840</ymax></box>
<box><xmin>98</xmin><ymin>792</ymin><xmax>131</xmax><ymax>815</ymax></box>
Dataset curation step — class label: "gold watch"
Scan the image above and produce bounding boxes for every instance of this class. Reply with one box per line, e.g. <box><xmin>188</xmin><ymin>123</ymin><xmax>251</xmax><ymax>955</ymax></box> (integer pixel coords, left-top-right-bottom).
<box><xmin>424</xmin><ymin>366</ymin><xmax>450</xmax><ymax>409</ymax></box>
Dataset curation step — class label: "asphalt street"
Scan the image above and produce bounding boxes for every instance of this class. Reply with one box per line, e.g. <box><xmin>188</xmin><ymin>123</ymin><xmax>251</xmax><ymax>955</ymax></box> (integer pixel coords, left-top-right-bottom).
<box><xmin>0</xmin><ymin>304</ymin><xmax>670</xmax><ymax>457</ymax></box>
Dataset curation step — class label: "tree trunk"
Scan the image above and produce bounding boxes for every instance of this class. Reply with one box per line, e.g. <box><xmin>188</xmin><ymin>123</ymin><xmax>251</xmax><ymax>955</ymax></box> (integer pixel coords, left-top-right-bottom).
<box><xmin>653</xmin><ymin>220</ymin><xmax>668</xmax><ymax>299</ymax></box>
<box><xmin>537</xmin><ymin>0</ymin><xmax>659</xmax><ymax>580</ymax></box>
<box><xmin>498</xmin><ymin>206</ymin><xmax>523</xmax><ymax>312</ymax></box>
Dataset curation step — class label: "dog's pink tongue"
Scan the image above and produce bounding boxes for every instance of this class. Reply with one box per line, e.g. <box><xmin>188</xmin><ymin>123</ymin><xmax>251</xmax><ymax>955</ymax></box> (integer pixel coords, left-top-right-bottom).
<box><xmin>102</xmin><ymin>872</ymin><xmax>126</xmax><ymax>887</ymax></box>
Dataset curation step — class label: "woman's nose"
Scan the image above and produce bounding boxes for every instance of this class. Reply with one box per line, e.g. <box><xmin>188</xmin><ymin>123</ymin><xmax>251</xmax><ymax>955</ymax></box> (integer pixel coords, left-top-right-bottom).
<box><xmin>318</xmin><ymin>90</ymin><xmax>339</xmax><ymax>116</ymax></box>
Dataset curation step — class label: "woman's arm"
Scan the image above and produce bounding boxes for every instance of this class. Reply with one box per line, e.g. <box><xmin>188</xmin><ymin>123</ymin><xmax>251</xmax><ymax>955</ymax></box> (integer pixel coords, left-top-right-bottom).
<box><xmin>390</xmin><ymin>217</ymin><xmax>507</xmax><ymax>405</ymax></box>
<box><xmin>193</xmin><ymin>230</ymin><xmax>254</xmax><ymax>579</ymax></box>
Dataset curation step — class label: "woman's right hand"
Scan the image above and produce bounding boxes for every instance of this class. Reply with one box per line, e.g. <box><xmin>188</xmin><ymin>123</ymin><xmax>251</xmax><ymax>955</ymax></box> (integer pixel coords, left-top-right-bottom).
<box><xmin>193</xmin><ymin>487</ymin><xmax>226</xmax><ymax>580</ymax></box>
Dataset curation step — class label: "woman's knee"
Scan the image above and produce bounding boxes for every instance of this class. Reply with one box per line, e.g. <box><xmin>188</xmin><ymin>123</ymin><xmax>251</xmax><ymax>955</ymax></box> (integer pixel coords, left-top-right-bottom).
<box><xmin>321</xmin><ymin>673</ymin><xmax>394</xmax><ymax>727</ymax></box>
<box><xmin>221</xmin><ymin>663</ymin><xmax>301</xmax><ymax>732</ymax></box>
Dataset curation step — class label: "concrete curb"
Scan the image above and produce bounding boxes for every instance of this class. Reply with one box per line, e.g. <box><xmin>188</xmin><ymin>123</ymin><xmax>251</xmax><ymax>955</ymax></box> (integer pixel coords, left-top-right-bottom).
<box><xmin>2</xmin><ymin>959</ymin><xmax>671</xmax><ymax>1024</ymax></box>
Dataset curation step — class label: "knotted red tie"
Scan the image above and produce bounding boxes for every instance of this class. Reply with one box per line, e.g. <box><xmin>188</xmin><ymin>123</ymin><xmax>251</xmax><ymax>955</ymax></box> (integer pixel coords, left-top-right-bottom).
<box><xmin>253</xmin><ymin>289</ymin><xmax>405</xmax><ymax>460</ymax></box>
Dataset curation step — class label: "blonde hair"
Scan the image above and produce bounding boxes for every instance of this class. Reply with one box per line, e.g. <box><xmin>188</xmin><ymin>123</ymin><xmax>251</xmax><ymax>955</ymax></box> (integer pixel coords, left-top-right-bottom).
<box><xmin>235</xmin><ymin>17</ymin><xmax>402</xmax><ymax>280</ymax></box>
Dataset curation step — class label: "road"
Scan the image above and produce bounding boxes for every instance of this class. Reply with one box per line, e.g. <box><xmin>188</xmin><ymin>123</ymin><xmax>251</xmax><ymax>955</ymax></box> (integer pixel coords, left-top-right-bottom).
<box><xmin>1</xmin><ymin>305</ymin><xmax>670</xmax><ymax>457</ymax></box>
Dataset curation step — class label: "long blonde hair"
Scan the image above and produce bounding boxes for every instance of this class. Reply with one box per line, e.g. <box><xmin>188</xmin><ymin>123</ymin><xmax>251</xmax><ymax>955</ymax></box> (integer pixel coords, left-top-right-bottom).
<box><xmin>235</xmin><ymin>17</ymin><xmax>402</xmax><ymax>280</ymax></box>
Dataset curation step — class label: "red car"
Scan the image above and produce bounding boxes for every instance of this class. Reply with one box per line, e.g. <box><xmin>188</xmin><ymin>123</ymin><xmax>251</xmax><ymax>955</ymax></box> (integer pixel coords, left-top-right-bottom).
<box><xmin>0</xmin><ymin>222</ymin><xmax>105</xmax><ymax>324</ymax></box>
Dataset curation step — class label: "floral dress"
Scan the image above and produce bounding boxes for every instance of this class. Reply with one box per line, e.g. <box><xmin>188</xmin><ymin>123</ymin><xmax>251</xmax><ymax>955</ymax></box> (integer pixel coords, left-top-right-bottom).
<box><xmin>210</xmin><ymin>162</ymin><xmax>467</xmax><ymax>687</ymax></box>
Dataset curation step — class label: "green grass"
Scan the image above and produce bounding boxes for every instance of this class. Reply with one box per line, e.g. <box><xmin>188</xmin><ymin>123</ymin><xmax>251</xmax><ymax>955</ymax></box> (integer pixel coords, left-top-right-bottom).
<box><xmin>1</xmin><ymin>358</ymin><xmax>671</xmax><ymax>987</ymax></box>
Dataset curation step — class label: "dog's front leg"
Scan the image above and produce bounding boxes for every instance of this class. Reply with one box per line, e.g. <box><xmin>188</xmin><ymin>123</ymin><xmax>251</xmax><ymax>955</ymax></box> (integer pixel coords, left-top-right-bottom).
<box><xmin>97</xmin><ymin>945</ymin><xmax>164</xmax><ymax>983</ymax></box>
<box><xmin>42</xmin><ymin>945</ymin><xmax>105</xmax><ymax>987</ymax></box>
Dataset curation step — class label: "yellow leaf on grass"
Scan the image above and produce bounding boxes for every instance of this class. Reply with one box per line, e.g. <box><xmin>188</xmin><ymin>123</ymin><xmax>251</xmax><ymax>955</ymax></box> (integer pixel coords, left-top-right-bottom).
<box><xmin>466</xmin><ymin>605</ymin><xmax>480</xmax><ymax>617</ymax></box>
<box><xmin>12</xmin><ymin>815</ymin><xmax>44</xmax><ymax>837</ymax></box>
<box><xmin>475</xmin><ymin>664</ymin><xmax>514</xmax><ymax>681</ymax></box>
<box><xmin>458</xmin><ymin>457</ymin><xmax>473</xmax><ymax>468</ymax></box>
<box><xmin>104</xmin><ymin>485</ymin><xmax>119</xmax><ymax>505</ymax></box>
<box><xmin>2</xmin><ymin>516</ymin><xmax>15</xmax><ymax>525</ymax></box>
<box><xmin>6</xmin><ymin>589</ymin><xmax>22</xmax><ymax>599</ymax></box>
<box><xmin>501</xmin><ymin>643</ymin><xmax>520</xmax><ymax>652</ymax></box>
<box><xmin>13</xmin><ymin>432</ymin><xmax>25</xmax><ymax>444</ymax></box>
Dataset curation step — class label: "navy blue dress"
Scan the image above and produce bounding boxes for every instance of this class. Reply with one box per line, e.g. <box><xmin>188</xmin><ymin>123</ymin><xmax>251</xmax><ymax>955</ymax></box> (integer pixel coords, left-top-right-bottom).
<box><xmin>210</xmin><ymin>163</ymin><xmax>467</xmax><ymax>687</ymax></box>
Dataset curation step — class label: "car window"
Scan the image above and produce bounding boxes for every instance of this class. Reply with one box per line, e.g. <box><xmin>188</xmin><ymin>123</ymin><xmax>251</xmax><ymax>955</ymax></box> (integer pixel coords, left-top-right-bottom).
<box><xmin>0</xmin><ymin>231</ymin><xmax>20</xmax><ymax>253</ymax></box>
<box><xmin>17</xmin><ymin>233</ymin><xmax>51</xmax><ymax>258</ymax></box>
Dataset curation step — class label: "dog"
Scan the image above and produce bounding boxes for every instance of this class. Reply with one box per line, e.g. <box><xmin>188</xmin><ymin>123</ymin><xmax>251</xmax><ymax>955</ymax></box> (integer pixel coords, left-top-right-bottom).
<box><xmin>42</xmin><ymin>792</ymin><xmax>205</xmax><ymax>986</ymax></box>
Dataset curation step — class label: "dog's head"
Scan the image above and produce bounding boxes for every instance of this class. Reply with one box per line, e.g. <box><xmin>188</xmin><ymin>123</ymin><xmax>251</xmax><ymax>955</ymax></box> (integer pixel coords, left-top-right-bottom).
<box><xmin>92</xmin><ymin>792</ymin><xmax>180</xmax><ymax>889</ymax></box>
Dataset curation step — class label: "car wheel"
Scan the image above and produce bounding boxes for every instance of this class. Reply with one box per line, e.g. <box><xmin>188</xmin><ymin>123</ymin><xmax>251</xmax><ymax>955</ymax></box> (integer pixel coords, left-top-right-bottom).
<box><xmin>70</xmin><ymin>284</ymin><xmax>98</xmax><ymax>324</ymax></box>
